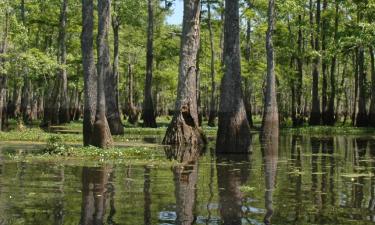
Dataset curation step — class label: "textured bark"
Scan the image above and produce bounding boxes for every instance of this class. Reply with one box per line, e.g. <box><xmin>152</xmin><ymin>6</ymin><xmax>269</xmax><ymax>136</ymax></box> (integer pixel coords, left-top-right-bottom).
<box><xmin>217</xmin><ymin>154</ymin><xmax>251</xmax><ymax>225</ymax></box>
<box><xmin>93</xmin><ymin>0</ymin><xmax>114</xmax><ymax>148</ymax></box>
<box><xmin>11</xmin><ymin>84</ymin><xmax>21</xmax><ymax>118</ymax></box>
<box><xmin>262</xmin><ymin>0</ymin><xmax>279</xmax><ymax>138</ymax></box>
<box><xmin>309</xmin><ymin>0</ymin><xmax>321</xmax><ymax>125</ymax></box>
<box><xmin>243</xmin><ymin>3</ymin><xmax>254</xmax><ymax>128</ymax></box>
<box><xmin>216</xmin><ymin>0</ymin><xmax>250</xmax><ymax>153</ymax></box>
<box><xmin>294</xmin><ymin>15</ymin><xmax>304</xmax><ymax>125</ymax></box>
<box><xmin>58</xmin><ymin>0</ymin><xmax>70</xmax><ymax>124</ymax></box>
<box><xmin>142</xmin><ymin>0</ymin><xmax>157</xmax><ymax>128</ymax></box>
<box><xmin>21</xmin><ymin>78</ymin><xmax>32</xmax><ymax>124</ymax></box>
<box><xmin>163</xmin><ymin>0</ymin><xmax>205</xmax><ymax>146</ymax></box>
<box><xmin>321</xmin><ymin>0</ymin><xmax>328</xmax><ymax>124</ymax></box>
<box><xmin>82</xmin><ymin>0</ymin><xmax>97</xmax><ymax>146</ymax></box>
<box><xmin>326</xmin><ymin>1</ymin><xmax>339</xmax><ymax>125</ymax></box>
<box><xmin>369</xmin><ymin>47</ymin><xmax>375</xmax><ymax>126</ymax></box>
<box><xmin>104</xmin><ymin>3</ymin><xmax>124</xmax><ymax>135</ymax></box>
<box><xmin>352</xmin><ymin>52</ymin><xmax>358</xmax><ymax>124</ymax></box>
<box><xmin>207</xmin><ymin>1</ymin><xmax>217</xmax><ymax>127</ymax></box>
<box><xmin>356</xmin><ymin>47</ymin><xmax>368</xmax><ymax>126</ymax></box>
<box><xmin>0</xmin><ymin>9</ymin><xmax>9</xmax><ymax>130</ymax></box>
<box><xmin>127</xmin><ymin>64</ymin><xmax>139</xmax><ymax>124</ymax></box>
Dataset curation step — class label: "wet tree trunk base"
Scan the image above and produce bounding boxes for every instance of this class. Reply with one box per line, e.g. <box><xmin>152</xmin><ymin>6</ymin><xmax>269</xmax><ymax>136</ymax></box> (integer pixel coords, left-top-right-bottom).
<box><xmin>127</xmin><ymin>105</ymin><xmax>139</xmax><ymax>125</ymax></box>
<box><xmin>92</xmin><ymin>117</ymin><xmax>113</xmax><ymax>148</ymax></box>
<box><xmin>107</xmin><ymin>116</ymin><xmax>124</xmax><ymax>135</ymax></box>
<box><xmin>143</xmin><ymin>109</ymin><xmax>157</xmax><ymax>128</ymax></box>
<box><xmin>207</xmin><ymin>112</ymin><xmax>216</xmax><ymax>127</ymax></box>
<box><xmin>309</xmin><ymin>112</ymin><xmax>321</xmax><ymax>125</ymax></box>
<box><xmin>216</xmin><ymin>112</ymin><xmax>251</xmax><ymax>154</ymax></box>
<box><xmin>163</xmin><ymin>106</ymin><xmax>206</xmax><ymax>146</ymax></box>
<box><xmin>356</xmin><ymin>113</ymin><xmax>368</xmax><ymax>127</ymax></box>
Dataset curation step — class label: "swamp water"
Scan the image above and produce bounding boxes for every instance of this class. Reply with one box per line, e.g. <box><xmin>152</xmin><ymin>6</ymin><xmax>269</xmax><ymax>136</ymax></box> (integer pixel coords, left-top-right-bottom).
<box><xmin>0</xmin><ymin>134</ymin><xmax>375</xmax><ymax>225</ymax></box>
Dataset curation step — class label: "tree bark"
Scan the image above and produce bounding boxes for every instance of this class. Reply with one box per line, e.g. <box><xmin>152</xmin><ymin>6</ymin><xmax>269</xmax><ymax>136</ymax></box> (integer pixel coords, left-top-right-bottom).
<box><xmin>243</xmin><ymin>9</ymin><xmax>254</xmax><ymax>128</ymax></box>
<box><xmin>58</xmin><ymin>0</ymin><xmax>70</xmax><ymax>124</ymax></box>
<box><xmin>356</xmin><ymin>46</ymin><xmax>368</xmax><ymax>126</ymax></box>
<box><xmin>82</xmin><ymin>0</ymin><xmax>97</xmax><ymax>146</ymax></box>
<box><xmin>207</xmin><ymin>1</ymin><xmax>217</xmax><ymax>127</ymax></box>
<box><xmin>163</xmin><ymin>0</ymin><xmax>205</xmax><ymax>146</ymax></box>
<box><xmin>294</xmin><ymin>14</ymin><xmax>304</xmax><ymax>126</ymax></box>
<box><xmin>104</xmin><ymin>2</ymin><xmax>124</xmax><ymax>135</ymax></box>
<box><xmin>262</xmin><ymin>0</ymin><xmax>279</xmax><ymax>138</ymax></box>
<box><xmin>309</xmin><ymin>0</ymin><xmax>321</xmax><ymax>125</ymax></box>
<box><xmin>321</xmin><ymin>0</ymin><xmax>328</xmax><ymax>124</ymax></box>
<box><xmin>369</xmin><ymin>47</ymin><xmax>375</xmax><ymax>126</ymax></box>
<box><xmin>216</xmin><ymin>0</ymin><xmax>251</xmax><ymax>153</ymax></box>
<box><xmin>0</xmin><ymin>9</ymin><xmax>9</xmax><ymax>130</ymax></box>
<box><xmin>127</xmin><ymin>63</ymin><xmax>139</xmax><ymax>124</ymax></box>
<box><xmin>93</xmin><ymin>0</ymin><xmax>114</xmax><ymax>148</ymax></box>
<box><xmin>352</xmin><ymin>52</ymin><xmax>358</xmax><ymax>125</ymax></box>
<box><xmin>142</xmin><ymin>0</ymin><xmax>157</xmax><ymax>128</ymax></box>
<box><xmin>326</xmin><ymin>0</ymin><xmax>339</xmax><ymax>125</ymax></box>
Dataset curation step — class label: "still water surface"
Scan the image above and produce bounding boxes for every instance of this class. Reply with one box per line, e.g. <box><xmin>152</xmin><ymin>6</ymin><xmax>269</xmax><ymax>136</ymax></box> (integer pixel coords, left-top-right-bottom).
<box><xmin>1</xmin><ymin>134</ymin><xmax>375</xmax><ymax>225</ymax></box>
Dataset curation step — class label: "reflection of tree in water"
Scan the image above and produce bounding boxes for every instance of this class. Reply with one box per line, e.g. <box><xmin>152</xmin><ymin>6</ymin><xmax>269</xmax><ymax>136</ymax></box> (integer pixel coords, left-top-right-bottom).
<box><xmin>216</xmin><ymin>153</ymin><xmax>251</xmax><ymax>225</ymax></box>
<box><xmin>369</xmin><ymin>140</ymin><xmax>375</xmax><ymax>221</ymax></box>
<box><xmin>290</xmin><ymin>135</ymin><xmax>302</xmax><ymax>223</ymax></box>
<box><xmin>166</xmin><ymin>146</ymin><xmax>202</xmax><ymax>225</ymax></box>
<box><xmin>260</xmin><ymin>135</ymin><xmax>278</xmax><ymax>225</ymax></box>
<box><xmin>352</xmin><ymin>139</ymin><xmax>367</xmax><ymax>211</ymax></box>
<box><xmin>143</xmin><ymin>166</ymin><xmax>151</xmax><ymax>225</ymax></box>
<box><xmin>79</xmin><ymin>166</ymin><xmax>111</xmax><ymax>225</ymax></box>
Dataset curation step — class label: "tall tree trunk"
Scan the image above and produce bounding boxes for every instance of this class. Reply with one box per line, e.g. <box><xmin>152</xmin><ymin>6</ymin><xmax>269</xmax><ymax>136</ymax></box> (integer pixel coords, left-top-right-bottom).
<box><xmin>356</xmin><ymin>46</ymin><xmax>368</xmax><ymax>126</ymax></box>
<box><xmin>163</xmin><ymin>0</ymin><xmax>205</xmax><ymax>146</ymax></box>
<box><xmin>294</xmin><ymin>14</ymin><xmax>304</xmax><ymax>126</ymax></box>
<box><xmin>12</xmin><ymin>83</ymin><xmax>21</xmax><ymax>118</ymax></box>
<box><xmin>326</xmin><ymin>0</ymin><xmax>339</xmax><ymax>125</ymax></box>
<box><xmin>207</xmin><ymin>1</ymin><xmax>217</xmax><ymax>127</ymax></box>
<box><xmin>369</xmin><ymin>47</ymin><xmax>375</xmax><ymax>126</ymax></box>
<box><xmin>262</xmin><ymin>0</ymin><xmax>279</xmax><ymax>138</ymax></box>
<box><xmin>58</xmin><ymin>0</ymin><xmax>70</xmax><ymax>124</ymax></box>
<box><xmin>21</xmin><ymin>78</ymin><xmax>32</xmax><ymax>124</ymax></box>
<box><xmin>82</xmin><ymin>0</ymin><xmax>97</xmax><ymax>146</ymax></box>
<box><xmin>309</xmin><ymin>0</ymin><xmax>321</xmax><ymax>125</ymax></box>
<box><xmin>93</xmin><ymin>0</ymin><xmax>114</xmax><ymax>148</ymax></box>
<box><xmin>0</xmin><ymin>9</ymin><xmax>9</xmax><ymax>130</ymax></box>
<box><xmin>352</xmin><ymin>52</ymin><xmax>358</xmax><ymax>125</ymax></box>
<box><xmin>127</xmin><ymin>63</ymin><xmax>138</xmax><ymax>124</ymax></box>
<box><xmin>244</xmin><ymin>10</ymin><xmax>254</xmax><ymax>128</ymax></box>
<box><xmin>321</xmin><ymin>0</ymin><xmax>328</xmax><ymax>124</ymax></box>
<box><xmin>104</xmin><ymin>4</ymin><xmax>124</xmax><ymax>135</ymax></box>
<box><xmin>216</xmin><ymin>0</ymin><xmax>251</xmax><ymax>153</ymax></box>
<box><xmin>143</xmin><ymin>0</ymin><xmax>157</xmax><ymax>128</ymax></box>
